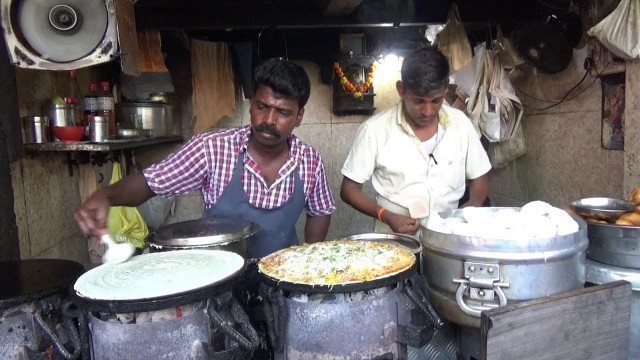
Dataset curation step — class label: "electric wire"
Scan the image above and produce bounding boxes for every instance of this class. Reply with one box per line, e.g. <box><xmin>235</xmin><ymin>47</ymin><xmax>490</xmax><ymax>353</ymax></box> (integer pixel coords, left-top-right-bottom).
<box><xmin>515</xmin><ymin>50</ymin><xmax>614</xmax><ymax>114</ymax></box>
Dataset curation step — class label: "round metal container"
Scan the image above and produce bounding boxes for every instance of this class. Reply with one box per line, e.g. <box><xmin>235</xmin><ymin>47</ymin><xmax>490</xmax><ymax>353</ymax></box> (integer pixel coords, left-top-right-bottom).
<box><xmin>22</xmin><ymin>116</ymin><xmax>49</xmax><ymax>144</ymax></box>
<box><xmin>420</xmin><ymin>208</ymin><xmax>588</xmax><ymax>328</ymax></box>
<box><xmin>586</xmin><ymin>258</ymin><xmax>640</xmax><ymax>360</ymax></box>
<box><xmin>586</xmin><ymin>222</ymin><xmax>640</xmax><ymax>269</ymax></box>
<box><xmin>146</xmin><ymin>217</ymin><xmax>259</xmax><ymax>257</ymax></box>
<box><xmin>116</xmin><ymin>102</ymin><xmax>172</xmax><ymax>137</ymax></box>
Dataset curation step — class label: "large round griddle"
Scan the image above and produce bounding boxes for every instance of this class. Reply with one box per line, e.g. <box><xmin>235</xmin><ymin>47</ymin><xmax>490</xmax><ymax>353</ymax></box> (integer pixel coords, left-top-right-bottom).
<box><xmin>1</xmin><ymin>259</ymin><xmax>85</xmax><ymax>310</ymax></box>
<box><xmin>258</xmin><ymin>259</ymin><xmax>417</xmax><ymax>294</ymax></box>
<box><xmin>72</xmin><ymin>250</ymin><xmax>245</xmax><ymax>313</ymax></box>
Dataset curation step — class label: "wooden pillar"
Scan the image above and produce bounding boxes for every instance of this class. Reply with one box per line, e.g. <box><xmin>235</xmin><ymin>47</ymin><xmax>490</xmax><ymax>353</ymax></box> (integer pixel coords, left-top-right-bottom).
<box><xmin>0</xmin><ymin>34</ymin><xmax>22</xmax><ymax>260</ymax></box>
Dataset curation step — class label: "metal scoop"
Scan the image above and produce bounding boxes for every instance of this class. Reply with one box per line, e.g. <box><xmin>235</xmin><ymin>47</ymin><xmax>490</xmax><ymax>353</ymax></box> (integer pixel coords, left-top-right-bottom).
<box><xmin>100</xmin><ymin>232</ymin><xmax>136</xmax><ymax>264</ymax></box>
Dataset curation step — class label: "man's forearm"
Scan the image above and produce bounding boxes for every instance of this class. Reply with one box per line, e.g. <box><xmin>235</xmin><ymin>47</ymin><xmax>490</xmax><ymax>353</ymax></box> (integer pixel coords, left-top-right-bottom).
<box><xmin>105</xmin><ymin>173</ymin><xmax>156</xmax><ymax>207</ymax></box>
<box><xmin>464</xmin><ymin>174</ymin><xmax>489</xmax><ymax>207</ymax></box>
<box><xmin>304</xmin><ymin>214</ymin><xmax>331</xmax><ymax>243</ymax></box>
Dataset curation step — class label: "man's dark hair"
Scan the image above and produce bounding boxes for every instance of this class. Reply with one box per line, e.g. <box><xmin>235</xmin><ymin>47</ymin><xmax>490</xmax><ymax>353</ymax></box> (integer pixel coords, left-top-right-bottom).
<box><xmin>254</xmin><ymin>59</ymin><xmax>311</xmax><ymax>108</ymax></box>
<box><xmin>400</xmin><ymin>46</ymin><xmax>450</xmax><ymax>96</ymax></box>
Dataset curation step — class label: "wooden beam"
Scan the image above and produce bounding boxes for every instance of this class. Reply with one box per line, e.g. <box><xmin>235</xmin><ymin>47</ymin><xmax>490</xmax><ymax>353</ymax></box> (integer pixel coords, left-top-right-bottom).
<box><xmin>323</xmin><ymin>0</ymin><xmax>363</xmax><ymax>16</ymax></box>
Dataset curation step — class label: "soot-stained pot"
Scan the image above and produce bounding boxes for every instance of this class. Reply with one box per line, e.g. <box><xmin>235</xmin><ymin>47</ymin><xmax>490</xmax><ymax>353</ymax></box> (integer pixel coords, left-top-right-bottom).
<box><xmin>146</xmin><ymin>217</ymin><xmax>259</xmax><ymax>258</ymax></box>
<box><xmin>257</xmin><ymin>239</ymin><xmax>443</xmax><ymax>359</ymax></box>
<box><xmin>71</xmin><ymin>250</ymin><xmax>259</xmax><ymax>359</ymax></box>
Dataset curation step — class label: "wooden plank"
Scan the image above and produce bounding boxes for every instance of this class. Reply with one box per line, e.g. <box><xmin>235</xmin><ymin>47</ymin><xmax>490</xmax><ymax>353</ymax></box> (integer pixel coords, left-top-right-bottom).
<box><xmin>481</xmin><ymin>281</ymin><xmax>632</xmax><ymax>360</ymax></box>
<box><xmin>115</xmin><ymin>0</ymin><xmax>141</xmax><ymax>77</ymax></box>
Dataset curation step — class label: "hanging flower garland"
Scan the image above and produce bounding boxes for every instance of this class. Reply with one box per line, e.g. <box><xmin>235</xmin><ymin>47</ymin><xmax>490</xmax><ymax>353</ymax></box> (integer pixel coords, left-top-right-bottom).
<box><xmin>333</xmin><ymin>62</ymin><xmax>377</xmax><ymax>99</ymax></box>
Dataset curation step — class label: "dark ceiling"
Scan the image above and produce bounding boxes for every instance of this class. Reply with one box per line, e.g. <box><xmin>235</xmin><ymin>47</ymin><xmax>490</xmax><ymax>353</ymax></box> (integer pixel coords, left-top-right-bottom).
<box><xmin>133</xmin><ymin>0</ymin><xmax>580</xmax><ymax>64</ymax></box>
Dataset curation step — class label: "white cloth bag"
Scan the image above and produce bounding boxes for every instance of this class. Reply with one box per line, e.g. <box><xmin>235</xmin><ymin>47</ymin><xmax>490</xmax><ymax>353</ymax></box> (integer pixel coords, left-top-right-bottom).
<box><xmin>588</xmin><ymin>0</ymin><xmax>640</xmax><ymax>60</ymax></box>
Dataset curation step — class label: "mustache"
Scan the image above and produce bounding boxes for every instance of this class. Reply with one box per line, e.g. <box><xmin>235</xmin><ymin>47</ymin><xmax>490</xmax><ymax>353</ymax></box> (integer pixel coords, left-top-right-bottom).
<box><xmin>254</xmin><ymin>123</ymin><xmax>281</xmax><ymax>138</ymax></box>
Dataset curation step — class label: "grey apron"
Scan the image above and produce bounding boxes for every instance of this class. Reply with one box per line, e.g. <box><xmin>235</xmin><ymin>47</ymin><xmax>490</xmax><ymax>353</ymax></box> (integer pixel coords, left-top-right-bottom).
<box><xmin>202</xmin><ymin>152</ymin><xmax>305</xmax><ymax>258</ymax></box>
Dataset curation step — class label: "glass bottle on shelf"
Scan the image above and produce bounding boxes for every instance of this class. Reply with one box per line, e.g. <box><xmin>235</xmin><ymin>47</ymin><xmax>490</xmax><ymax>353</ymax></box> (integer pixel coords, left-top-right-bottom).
<box><xmin>84</xmin><ymin>83</ymin><xmax>98</xmax><ymax>124</ymax></box>
<box><xmin>96</xmin><ymin>81</ymin><xmax>116</xmax><ymax>139</ymax></box>
<box><xmin>66</xmin><ymin>70</ymin><xmax>84</xmax><ymax>126</ymax></box>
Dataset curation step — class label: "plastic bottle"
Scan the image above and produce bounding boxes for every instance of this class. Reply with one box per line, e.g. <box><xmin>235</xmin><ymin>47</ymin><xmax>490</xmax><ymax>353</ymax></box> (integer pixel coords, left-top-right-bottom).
<box><xmin>66</xmin><ymin>70</ymin><xmax>84</xmax><ymax>126</ymax></box>
<box><xmin>97</xmin><ymin>81</ymin><xmax>116</xmax><ymax>139</ymax></box>
<box><xmin>84</xmin><ymin>83</ymin><xmax>98</xmax><ymax>124</ymax></box>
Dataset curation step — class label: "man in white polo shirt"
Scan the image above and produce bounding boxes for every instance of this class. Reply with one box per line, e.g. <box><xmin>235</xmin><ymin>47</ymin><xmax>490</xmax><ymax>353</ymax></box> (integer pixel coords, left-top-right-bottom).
<box><xmin>340</xmin><ymin>46</ymin><xmax>491</xmax><ymax>235</ymax></box>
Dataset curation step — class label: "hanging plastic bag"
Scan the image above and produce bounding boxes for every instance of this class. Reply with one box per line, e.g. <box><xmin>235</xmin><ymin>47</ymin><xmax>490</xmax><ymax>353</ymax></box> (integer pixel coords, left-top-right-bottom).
<box><xmin>488</xmin><ymin>123</ymin><xmax>527</xmax><ymax>169</ymax></box>
<box><xmin>587</xmin><ymin>0</ymin><xmax>640</xmax><ymax>60</ymax></box>
<box><xmin>107</xmin><ymin>162</ymin><xmax>149</xmax><ymax>248</ymax></box>
<box><xmin>437</xmin><ymin>4</ymin><xmax>473</xmax><ymax>72</ymax></box>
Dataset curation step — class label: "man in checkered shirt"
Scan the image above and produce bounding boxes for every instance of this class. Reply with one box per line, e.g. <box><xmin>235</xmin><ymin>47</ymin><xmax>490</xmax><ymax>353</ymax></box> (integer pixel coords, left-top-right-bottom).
<box><xmin>75</xmin><ymin>59</ymin><xmax>336</xmax><ymax>259</ymax></box>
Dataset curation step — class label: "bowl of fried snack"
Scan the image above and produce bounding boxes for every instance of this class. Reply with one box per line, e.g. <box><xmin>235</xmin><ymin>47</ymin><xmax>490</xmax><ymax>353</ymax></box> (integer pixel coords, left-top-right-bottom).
<box><xmin>569</xmin><ymin>187</ymin><xmax>640</xmax><ymax>226</ymax></box>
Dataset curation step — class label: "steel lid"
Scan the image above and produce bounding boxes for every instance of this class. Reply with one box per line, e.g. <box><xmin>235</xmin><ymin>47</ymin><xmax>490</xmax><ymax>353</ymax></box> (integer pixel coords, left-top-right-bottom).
<box><xmin>148</xmin><ymin>217</ymin><xmax>259</xmax><ymax>247</ymax></box>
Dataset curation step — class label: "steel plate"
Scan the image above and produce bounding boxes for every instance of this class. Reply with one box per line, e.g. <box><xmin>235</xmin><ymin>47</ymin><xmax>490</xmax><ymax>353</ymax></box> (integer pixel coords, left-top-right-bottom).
<box><xmin>569</xmin><ymin>197</ymin><xmax>635</xmax><ymax>221</ymax></box>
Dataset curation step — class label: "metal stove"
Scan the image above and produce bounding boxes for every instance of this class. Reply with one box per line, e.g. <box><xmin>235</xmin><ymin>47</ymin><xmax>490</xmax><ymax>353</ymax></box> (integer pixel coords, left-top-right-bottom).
<box><xmin>0</xmin><ymin>259</ymin><xmax>85</xmax><ymax>359</ymax></box>
<box><xmin>260</xmin><ymin>273</ymin><xmax>443</xmax><ymax>360</ymax></box>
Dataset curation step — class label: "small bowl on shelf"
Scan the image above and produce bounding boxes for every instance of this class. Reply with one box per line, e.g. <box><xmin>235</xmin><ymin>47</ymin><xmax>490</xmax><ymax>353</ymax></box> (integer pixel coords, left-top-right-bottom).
<box><xmin>53</xmin><ymin>126</ymin><xmax>86</xmax><ymax>142</ymax></box>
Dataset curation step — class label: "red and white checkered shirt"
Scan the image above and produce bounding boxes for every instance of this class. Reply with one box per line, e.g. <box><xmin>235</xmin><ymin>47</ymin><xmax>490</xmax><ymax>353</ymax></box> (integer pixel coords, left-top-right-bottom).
<box><xmin>143</xmin><ymin>126</ymin><xmax>336</xmax><ymax>216</ymax></box>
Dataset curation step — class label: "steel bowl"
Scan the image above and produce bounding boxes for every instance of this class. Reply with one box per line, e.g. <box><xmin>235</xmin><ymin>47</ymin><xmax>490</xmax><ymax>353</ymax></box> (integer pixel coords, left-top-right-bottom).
<box><xmin>569</xmin><ymin>197</ymin><xmax>635</xmax><ymax>221</ymax></box>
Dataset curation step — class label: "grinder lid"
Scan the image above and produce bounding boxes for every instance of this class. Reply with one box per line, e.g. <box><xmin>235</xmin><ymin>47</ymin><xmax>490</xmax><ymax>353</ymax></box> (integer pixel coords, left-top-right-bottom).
<box><xmin>1</xmin><ymin>259</ymin><xmax>85</xmax><ymax>310</ymax></box>
<box><xmin>148</xmin><ymin>217</ymin><xmax>259</xmax><ymax>248</ymax></box>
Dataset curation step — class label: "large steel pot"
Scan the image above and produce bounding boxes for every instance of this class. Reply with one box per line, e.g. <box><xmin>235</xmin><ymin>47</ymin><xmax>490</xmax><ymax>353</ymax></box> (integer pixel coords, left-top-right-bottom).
<box><xmin>586</xmin><ymin>222</ymin><xmax>640</xmax><ymax>269</ymax></box>
<box><xmin>146</xmin><ymin>217</ymin><xmax>258</xmax><ymax>258</ymax></box>
<box><xmin>420</xmin><ymin>208</ymin><xmax>588</xmax><ymax>328</ymax></box>
<box><xmin>116</xmin><ymin>102</ymin><xmax>172</xmax><ymax>137</ymax></box>
<box><xmin>586</xmin><ymin>259</ymin><xmax>639</xmax><ymax>360</ymax></box>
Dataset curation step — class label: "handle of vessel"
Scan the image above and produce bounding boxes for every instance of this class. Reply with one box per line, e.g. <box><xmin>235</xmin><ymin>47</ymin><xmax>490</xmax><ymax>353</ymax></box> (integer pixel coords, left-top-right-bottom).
<box><xmin>34</xmin><ymin>311</ymin><xmax>81</xmax><ymax>359</ymax></box>
<box><xmin>259</xmin><ymin>283</ymin><xmax>286</xmax><ymax>351</ymax></box>
<box><xmin>404</xmin><ymin>274</ymin><xmax>445</xmax><ymax>328</ymax></box>
<box><xmin>207</xmin><ymin>296</ymin><xmax>260</xmax><ymax>352</ymax></box>
<box><xmin>454</xmin><ymin>280</ymin><xmax>508</xmax><ymax>318</ymax></box>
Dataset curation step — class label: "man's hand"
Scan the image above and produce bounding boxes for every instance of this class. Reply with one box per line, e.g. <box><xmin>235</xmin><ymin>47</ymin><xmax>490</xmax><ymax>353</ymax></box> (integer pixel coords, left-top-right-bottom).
<box><xmin>74</xmin><ymin>190</ymin><xmax>111</xmax><ymax>237</ymax></box>
<box><xmin>381</xmin><ymin>211</ymin><xmax>421</xmax><ymax>234</ymax></box>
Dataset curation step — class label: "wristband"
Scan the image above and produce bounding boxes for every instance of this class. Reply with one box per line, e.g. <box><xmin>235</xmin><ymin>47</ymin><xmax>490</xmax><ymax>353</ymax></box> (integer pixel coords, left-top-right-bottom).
<box><xmin>377</xmin><ymin>207</ymin><xmax>387</xmax><ymax>222</ymax></box>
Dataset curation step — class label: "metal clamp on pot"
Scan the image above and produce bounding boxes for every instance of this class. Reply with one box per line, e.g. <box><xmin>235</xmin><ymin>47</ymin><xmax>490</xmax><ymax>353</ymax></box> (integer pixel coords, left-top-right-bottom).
<box><xmin>452</xmin><ymin>262</ymin><xmax>510</xmax><ymax>317</ymax></box>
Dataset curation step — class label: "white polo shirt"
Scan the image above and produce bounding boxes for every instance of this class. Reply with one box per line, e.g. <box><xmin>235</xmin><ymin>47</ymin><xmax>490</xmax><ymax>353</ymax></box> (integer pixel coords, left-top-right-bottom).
<box><xmin>342</xmin><ymin>102</ymin><xmax>491</xmax><ymax>215</ymax></box>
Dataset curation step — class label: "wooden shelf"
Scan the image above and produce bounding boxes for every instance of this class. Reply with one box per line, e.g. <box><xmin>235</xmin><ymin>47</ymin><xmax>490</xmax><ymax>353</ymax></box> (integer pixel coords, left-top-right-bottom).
<box><xmin>24</xmin><ymin>136</ymin><xmax>183</xmax><ymax>153</ymax></box>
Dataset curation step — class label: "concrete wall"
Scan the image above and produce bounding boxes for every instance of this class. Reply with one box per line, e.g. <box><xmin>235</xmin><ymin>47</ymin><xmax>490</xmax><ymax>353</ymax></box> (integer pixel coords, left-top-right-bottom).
<box><xmin>489</xmin><ymin>48</ymin><xmax>625</xmax><ymax>208</ymax></box>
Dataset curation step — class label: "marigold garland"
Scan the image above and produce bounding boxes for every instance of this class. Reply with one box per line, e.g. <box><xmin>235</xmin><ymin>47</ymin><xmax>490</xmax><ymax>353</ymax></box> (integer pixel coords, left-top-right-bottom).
<box><xmin>333</xmin><ymin>62</ymin><xmax>377</xmax><ymax>99</ymax></box>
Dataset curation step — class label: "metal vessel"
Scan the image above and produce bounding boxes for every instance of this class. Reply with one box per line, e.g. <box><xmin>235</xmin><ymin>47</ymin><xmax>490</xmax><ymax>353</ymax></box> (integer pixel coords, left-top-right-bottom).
<box><xmin>586</xmin><ymin>222</ymin><xmax>640</xmax><ymax>269</ymax></box>
<box><xmin>420</xmin><ymin>208</ymin><xmax>588</xmax><ymax>329</ymax></box>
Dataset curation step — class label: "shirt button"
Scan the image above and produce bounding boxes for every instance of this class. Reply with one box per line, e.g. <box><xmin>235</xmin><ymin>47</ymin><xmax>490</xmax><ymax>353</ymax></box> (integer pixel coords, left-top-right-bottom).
<box><xmin>448</xmin><ymin>160</ymin><xmax>452</xmax><ymax>165</ymax></box>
